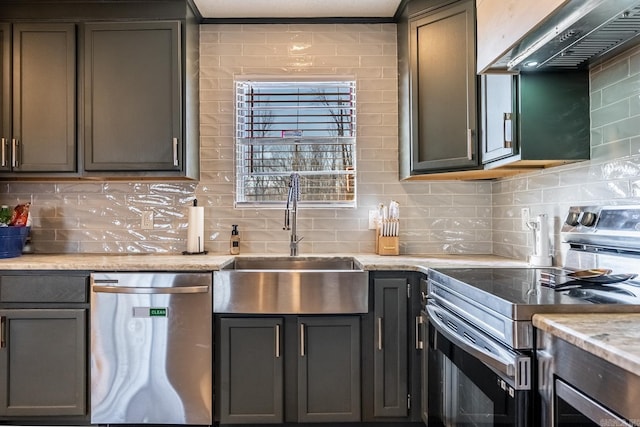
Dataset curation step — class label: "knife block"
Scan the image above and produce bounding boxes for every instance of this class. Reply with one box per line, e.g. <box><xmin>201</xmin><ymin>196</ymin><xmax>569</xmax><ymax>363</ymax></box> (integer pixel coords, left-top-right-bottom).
<box><xmin>376</xmin><ymin>231</ymin><xmax>399</xmax><ymax>256</ymax></box>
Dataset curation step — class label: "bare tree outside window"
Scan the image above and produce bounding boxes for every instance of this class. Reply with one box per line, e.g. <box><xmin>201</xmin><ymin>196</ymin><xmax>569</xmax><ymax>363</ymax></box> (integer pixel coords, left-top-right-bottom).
<box><xmin>235</xmin><ymin>80</ymin><xmax>357</xmax><ymax>208</ymax></box>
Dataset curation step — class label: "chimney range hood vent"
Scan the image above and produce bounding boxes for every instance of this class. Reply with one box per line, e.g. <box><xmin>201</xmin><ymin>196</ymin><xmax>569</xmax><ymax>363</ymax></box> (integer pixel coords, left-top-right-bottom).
<box><xmin>493</xmin><ymin>0</ymin><xmax>640</xmax><ymax>71</ymax></box>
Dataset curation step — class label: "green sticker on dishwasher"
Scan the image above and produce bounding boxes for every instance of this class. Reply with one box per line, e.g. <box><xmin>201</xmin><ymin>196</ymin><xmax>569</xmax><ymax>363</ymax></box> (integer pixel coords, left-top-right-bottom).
<box><xmin>150</xmin><ymin>308</ymin><xmax>167</xmax><ymax>317</ymax></box>
<box><xmin>132</xmin><ymin>307</ymin><xmax>169</xmax><ymax>318</ymax></box>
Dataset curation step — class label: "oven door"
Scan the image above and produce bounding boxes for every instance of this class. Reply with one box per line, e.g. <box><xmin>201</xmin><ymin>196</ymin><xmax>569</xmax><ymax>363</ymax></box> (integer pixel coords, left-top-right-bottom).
<box><xmin>426</xmin><ymin>302</ymin><xmax>533</xmax><ymax>427</ymax></box>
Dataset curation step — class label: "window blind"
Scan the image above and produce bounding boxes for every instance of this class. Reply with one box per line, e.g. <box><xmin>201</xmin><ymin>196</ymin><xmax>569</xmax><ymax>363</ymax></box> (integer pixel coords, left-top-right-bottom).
<box><xmin>235</xmin><ymin>79</ymin><xmax>357</xmax><ymax>207</ymax></box>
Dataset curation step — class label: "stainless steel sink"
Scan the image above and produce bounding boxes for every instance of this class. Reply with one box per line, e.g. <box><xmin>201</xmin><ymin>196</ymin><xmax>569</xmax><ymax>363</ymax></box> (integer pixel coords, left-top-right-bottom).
<box><xmin>213</xmin><ymin>257</ymin><xmax>368</xmax><ymax>314</ymax></box>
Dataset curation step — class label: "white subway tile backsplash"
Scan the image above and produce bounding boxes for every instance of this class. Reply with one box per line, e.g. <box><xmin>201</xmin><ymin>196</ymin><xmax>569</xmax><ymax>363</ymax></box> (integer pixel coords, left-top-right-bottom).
<box><xmin>6</xmin><ymin>24</ymin><xmax>639</xmax><ymax>258</ymax></box>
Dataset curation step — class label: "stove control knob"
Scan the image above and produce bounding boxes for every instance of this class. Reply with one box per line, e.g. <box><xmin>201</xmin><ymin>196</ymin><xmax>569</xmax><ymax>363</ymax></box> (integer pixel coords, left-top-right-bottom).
<box><xmin>565</xmin><ymin>211</ymin><xmax>580</xmax><ymax>226</ymax></box>
<box><xmin>579</xmin><ymin>211</ymin><xmax>597</xmax><ymax>227</ymax></box>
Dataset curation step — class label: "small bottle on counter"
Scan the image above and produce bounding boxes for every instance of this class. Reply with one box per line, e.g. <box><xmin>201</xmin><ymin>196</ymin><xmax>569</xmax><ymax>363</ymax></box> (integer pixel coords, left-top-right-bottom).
<box><xmin>230</xmin><ymin>224</ymin><xmax>240</xmax><ymax>255</ymax></box>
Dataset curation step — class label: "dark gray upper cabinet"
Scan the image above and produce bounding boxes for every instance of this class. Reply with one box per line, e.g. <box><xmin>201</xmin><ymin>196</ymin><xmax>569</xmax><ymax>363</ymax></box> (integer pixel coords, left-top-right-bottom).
<box><xmin>0</xmin><ymin>24</ymin><xmax>9</xmax><ymax>169</ymax></box>
<box><xmin>401</xmin><ymin>0</ymin><xmax>478</xmax><ymax>177</ymax></box>
<box><xmin>0</xmin><ymin>0</ymin><xmax>200</xmax><ymax>179</ymax></box>
<box><xmin>218</xmin><ymin>317</ymin><xmax>284</xmax><ymax>424</ymax></box>
<box><xmin>373</xmin><ymin>277</ymin><xmax>408</xmax><ymax>418</ymax></box>
<box><xmin>83</xmin><ymin>21</ymin><xmax>182</xmax><ymax>173</ymax></box>
<box><xmin>0</xmin><ymin>23</ymin><xmax>76</xmax><ymax>173</ymax></box>
<box><xmin>480</xmin><ymin>71</ymin><xmax>590</xmax><ymax>168</ymax></box>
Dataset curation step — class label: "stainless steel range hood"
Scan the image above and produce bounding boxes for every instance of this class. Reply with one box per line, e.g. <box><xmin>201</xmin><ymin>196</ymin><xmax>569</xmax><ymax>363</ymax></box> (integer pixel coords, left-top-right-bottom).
<box><xmin>491</xmin><ymin>0</ymin><xmax>640</xmax><ymax>71</ymax></box>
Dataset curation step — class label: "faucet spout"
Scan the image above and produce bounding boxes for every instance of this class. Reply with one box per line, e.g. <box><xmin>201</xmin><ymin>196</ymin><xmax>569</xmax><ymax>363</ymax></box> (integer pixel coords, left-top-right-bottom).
<box><xmin>285</xmin><ymin>173</ymin><xmax>302</xmax><ymax>256</ymax></box>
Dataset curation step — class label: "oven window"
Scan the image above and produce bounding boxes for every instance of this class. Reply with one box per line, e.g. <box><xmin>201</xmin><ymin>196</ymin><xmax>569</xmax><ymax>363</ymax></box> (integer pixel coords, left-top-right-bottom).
<box><xmin>554</xmin><ymin>379</ymin><xmax>632</xmax><ymax>427</ymax></box>
<box><xmin>428</xmin><ymin>323</ymin><xmax>532</xmax><ymax>427</ymax></box>
<box><xmin>556</xmin><ymin>396</ymin><xmax>599</xmax><ymax>426</ymax></box>
<box><xmin>445</xmin><ymin>351</ymin><xmax>495</xmax><ymax>425</ymax></box>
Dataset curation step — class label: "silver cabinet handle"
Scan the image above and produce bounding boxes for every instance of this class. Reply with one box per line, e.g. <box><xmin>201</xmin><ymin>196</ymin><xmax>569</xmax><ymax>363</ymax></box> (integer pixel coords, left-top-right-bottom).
<box><xmin>0</xmin><ymin>316</ymin><xmax>5</xmax><ymax>349</ymax></box>
<box><xmin>503</xmin><ymin>113</ymin><xmax>513</xmax><ymax>148</ymax></box>
<box><xmin>93</xmin><ymin>285</ymin><xmax>209</xmax><ymax>294</ymax></box>
<box><xmin>300</xmin><ymin>323</ymin><xmax>305</xmax><ymax>357</ymax></box>
<box><xmin>466</xmin><ymin>129</ymin><xmax>473</xmax><ymax>160</ymax></box>
<box><xmin>172</xmin><ymin>137</ymin><xmax>179</xmax><ymax>167</ymax></box>
<box><xmin>275</xmin><ymin>324</ymin><xmax>281</xmax><ymax>358</ymax></box>
<box><xmin>377</xmin><ymin>317</ymin><xmax>383</xmax><ymax>351</ymax></box>
<box><xmin>415</xmin><ymin>315</ymin><xmax>424</xmax><ymax>350</ymax></box>
<box><xmin>11</xmin><ymin>139</ymin><xmax>18</xmax><ymax>168</ymax></box>
<box><xmin>1</xmin><ymin>138</ymin><xmax>6</xmax><ymax>167</ymax></box>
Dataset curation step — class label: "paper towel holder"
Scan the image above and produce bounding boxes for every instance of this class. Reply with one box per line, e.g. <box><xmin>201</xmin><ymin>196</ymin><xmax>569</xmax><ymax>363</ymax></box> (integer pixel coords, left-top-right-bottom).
<box><xmin>182</xmin><ymin>199</ymin><xmax>208</xmax><ymax>255</ymax></box>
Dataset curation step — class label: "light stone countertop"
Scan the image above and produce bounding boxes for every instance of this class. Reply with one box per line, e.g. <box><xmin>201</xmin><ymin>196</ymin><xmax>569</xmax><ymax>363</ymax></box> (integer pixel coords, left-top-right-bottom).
<box><xmin>0</xmin><ymin>253</ymin><xmax>528</xmax><ymax>272</ymax></box>
<box><xmin>533</xmin><ymin>313</ymin><xmax>640</xmax><ymax>376</ymax></box>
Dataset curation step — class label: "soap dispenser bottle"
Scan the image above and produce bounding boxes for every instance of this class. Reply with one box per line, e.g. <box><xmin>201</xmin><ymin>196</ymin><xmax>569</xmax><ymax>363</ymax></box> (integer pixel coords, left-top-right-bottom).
<box><xmin>230</xmin><ymin>224</ymin><xmax>240</xmax><ymax>255</ymax></box>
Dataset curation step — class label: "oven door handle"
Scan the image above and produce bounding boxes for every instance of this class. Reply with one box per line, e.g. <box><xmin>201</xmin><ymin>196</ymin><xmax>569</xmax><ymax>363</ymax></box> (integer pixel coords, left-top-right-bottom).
<box><xmin>427</xmin><ymin>304</ymin><xmax>521</xmax><ymax>380</ymax></box>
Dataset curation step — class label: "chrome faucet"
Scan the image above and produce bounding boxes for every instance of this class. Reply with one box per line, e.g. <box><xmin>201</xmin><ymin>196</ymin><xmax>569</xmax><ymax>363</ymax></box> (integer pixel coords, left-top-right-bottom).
<box><xmin>283</xmin><ymin>173</ymin><xmax>303</xmax><ymax>256</ymax></box>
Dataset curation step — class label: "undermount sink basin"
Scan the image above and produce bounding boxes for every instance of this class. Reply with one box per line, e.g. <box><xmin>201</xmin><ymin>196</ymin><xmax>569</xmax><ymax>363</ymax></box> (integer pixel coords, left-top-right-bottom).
<box><xmin>226</xmin><ymin>256</ymin><xmax>358</xmax><ymax>271</ymax></box>
<box><xmin>214</xmin><ymin>257</ymin><xmax>368</xmax><ymax>314</ymax></box>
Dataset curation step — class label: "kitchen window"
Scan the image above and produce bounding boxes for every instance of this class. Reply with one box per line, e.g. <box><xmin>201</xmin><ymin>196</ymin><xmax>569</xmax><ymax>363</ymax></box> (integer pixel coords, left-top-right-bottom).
<box><xmin>234</xmin><ymin>78</ymin><xmax>357</xmax><ymax>208</ymax></box>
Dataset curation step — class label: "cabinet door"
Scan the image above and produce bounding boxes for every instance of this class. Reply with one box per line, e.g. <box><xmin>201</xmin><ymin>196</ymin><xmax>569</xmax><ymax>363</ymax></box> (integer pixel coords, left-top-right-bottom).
<box><xmin>0</xmin><ymin>309</ymin><xmax>86</xmax><ymax>416</ymax></box>
<box><xmin>219</xmin><ymin>317</ymin><xmax>284</xmax><ymax>424</ymax></box>
<box><xmin>298</xmin><ymin>316</ymin><xmax>361</xmax><ymax>422</ymax></box>
<box><xmin>409</xmin><ymin>0</ymin><xmax>477</xmax><ymax>172</ymax></box>
<box><xmin>420</xmin><ymin>311</ymin><xmax>428</xmax><ymax>423</ymax></box>
<box><xmin>83</xmin><ymin>21</ymin><xmax>182</xmax><ymax>172</ymax></box>
<box><xmin>11</xmin><ymin>23</ymin><xmax>76</xmax><ymax>172</ymax></box>
<box><xmin>0</xmin><ymin>24</ymin><xmax>9</xmax><ymax>172</ymax></box>
<box><xmin>481</xmin><ymin>74</ymin><xmax>516</xmax><ymax>163</ymax></box>
<box><xmin>373</xmin><ymin>277</ymin><xmax>408</xmax><ymax>417</ymax></box>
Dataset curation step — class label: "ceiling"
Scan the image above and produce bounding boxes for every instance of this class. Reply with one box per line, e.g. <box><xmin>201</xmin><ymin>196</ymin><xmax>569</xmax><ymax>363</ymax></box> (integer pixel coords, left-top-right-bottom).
<box><xmin>192</xmin><ymin>0</ymin><xmax>403</xmax><ymax>19</ymax></box>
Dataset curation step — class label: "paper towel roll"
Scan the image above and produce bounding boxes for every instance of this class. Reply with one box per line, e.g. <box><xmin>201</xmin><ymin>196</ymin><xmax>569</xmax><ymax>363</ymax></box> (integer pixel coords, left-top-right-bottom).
<box><xmin>186</xmin><ymin>205</ymin><xmax>204</xmax><ymax>253</ymax></box>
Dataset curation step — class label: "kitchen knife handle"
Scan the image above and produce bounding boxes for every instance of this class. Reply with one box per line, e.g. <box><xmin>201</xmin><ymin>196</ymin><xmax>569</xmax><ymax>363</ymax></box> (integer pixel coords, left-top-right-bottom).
<box><xmin>466</xmin><ymin>129</ymin><xmax>473</xmax><ymax>161</ymax></box>
<box><xmin>503</xmin><ymin>113</ymin><xmax>513</xmax><ymax>148</ymax></box>
<box><xmin>377</xmin><ymin>317</ymin><xmax>383</xmax><ymax>350</ymax></box>
<box><xmin>172</xmin><ymin>137</ymin><xmax>179</xmax><ymax>167</ymax></box>
<box><xmin>300</xmin><ymin>323</ymin><xmax>305</xmax><ymax>357</ymax></box>
<box><xmin>415</xmin><ymin>315</ymin><xmax>424</xmax><ymax>350</ymax></box>
<box><xmin>275</xmin><ymin>324</ymin><xmax>281</xmax><ymax>358</ymax></box>
<box><xmin>0</xmin><ymin>316</ymin><xmax>5</xmax><ymax>349</ymax></box>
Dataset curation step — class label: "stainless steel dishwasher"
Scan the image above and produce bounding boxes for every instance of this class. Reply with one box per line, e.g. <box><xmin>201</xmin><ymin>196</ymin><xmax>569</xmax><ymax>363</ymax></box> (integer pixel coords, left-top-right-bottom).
<box><xmin>90</xmin><ymin>272</ymin><xmax>212</xmax><ymax>425</ymax></box>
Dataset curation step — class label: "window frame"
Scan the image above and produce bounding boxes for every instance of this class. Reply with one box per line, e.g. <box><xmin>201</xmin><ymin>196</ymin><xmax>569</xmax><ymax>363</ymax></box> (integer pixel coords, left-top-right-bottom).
<box><xmin>234</xmin><ymin>77</ymin><xmax>357</xmax><ymax>209</ymax></box>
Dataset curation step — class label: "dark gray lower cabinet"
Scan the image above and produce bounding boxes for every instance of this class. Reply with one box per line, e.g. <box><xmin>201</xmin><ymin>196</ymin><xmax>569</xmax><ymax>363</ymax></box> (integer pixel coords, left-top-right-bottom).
<box><xmin>420</xmin><ymin>311</ymin><xmax>428</xmax><ymax>424</ymax></box>
<box><xmin>0</xmin><ymin>309</ymin><xmax>86</xmax><ymax>416</ymax></box>
<box><xmin>374</xmin><ymin>277</ymin><xmax>408</xmax><ymax>417</ymax></box>
<box><xmin>298</xmin><ymin>316</ymin><xmax>360</xmax><ymax>422</ymax></box>
<box><xmin>219</xmin><ymin>317</ymin><xmax>284</xmax><ymax>424</ymax></box>
<box><xmin>218</xmin><ymin>316</ymin><xmax>361</xmax><ymax>424</ymax></box>
<box><xmin>0</xmin><ymin>272</ymin><xmax>89</xmax><ymax>421</ymax></box>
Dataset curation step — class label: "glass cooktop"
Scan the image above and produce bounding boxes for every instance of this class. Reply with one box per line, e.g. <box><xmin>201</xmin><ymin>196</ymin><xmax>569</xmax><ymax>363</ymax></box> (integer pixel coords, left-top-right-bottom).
<box><xmin>428</xmin><ymin>267</ymin><xmax>640</xmax><ymax>321</ymax></box>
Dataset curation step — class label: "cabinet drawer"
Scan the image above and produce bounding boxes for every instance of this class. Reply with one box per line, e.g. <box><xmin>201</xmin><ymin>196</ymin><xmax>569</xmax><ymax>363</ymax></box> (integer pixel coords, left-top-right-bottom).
<box><xmin>0</xmin><ymin>275</ymin><xmax>88</xmax><ymax>303</ymax></box>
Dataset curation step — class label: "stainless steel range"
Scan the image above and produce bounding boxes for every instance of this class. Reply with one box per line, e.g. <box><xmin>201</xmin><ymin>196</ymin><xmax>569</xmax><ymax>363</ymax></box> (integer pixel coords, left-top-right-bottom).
<box><xmin>423</xmin><ymin>205</ymin><xmax>640</xmax><ymax>427</ymax></box>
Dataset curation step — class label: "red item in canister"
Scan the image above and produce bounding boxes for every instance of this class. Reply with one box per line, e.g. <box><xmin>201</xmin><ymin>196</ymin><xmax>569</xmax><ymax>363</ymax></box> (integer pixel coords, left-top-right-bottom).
<box><xmin>9</xmin><ymin>203</ymin><xmax>30</xmax><ymax>226</ymax></box>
